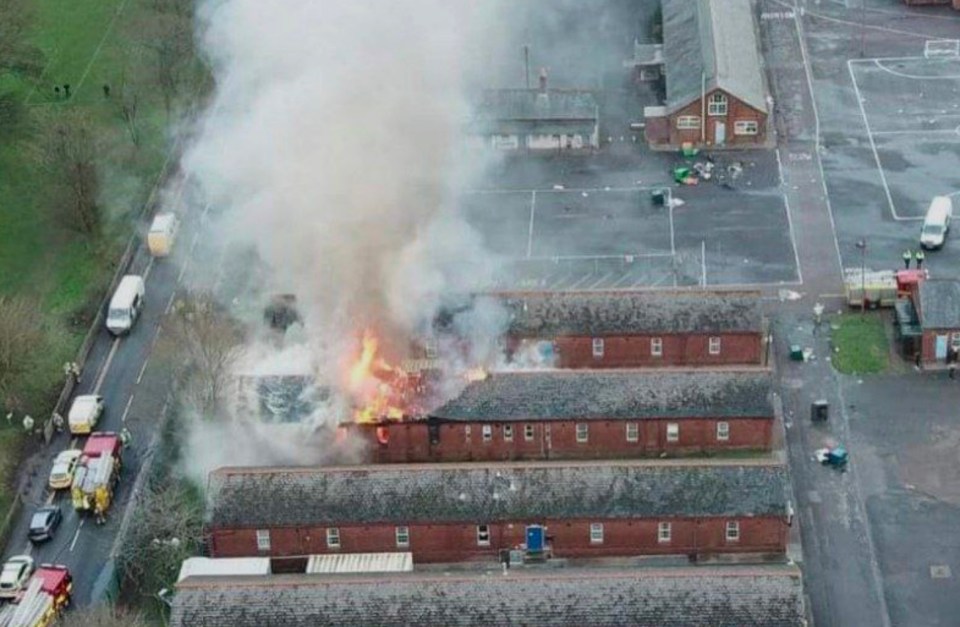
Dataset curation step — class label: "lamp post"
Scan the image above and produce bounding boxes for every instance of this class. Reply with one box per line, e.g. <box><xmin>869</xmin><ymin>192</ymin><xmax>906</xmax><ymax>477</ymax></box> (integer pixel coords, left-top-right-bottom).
<box><xmin>855</xmin><ymin>239</ymin><xmax>867</xmax><ymax>317</ymax></box>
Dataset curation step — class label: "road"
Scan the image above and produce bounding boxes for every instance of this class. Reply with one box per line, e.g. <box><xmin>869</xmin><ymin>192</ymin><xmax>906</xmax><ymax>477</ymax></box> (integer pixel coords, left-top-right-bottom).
<box><xmin>0</xmin><ymin>197</ymin><xmax>216</xmax><ymax>606</ymax></box>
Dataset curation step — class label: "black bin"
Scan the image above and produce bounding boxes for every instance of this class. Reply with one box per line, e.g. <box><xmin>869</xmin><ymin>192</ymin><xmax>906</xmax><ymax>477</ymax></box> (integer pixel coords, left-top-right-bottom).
<box><xmin>811</xmin><ymin>400</ymin><xmax>829</xmax><ymax>422</ymax></box>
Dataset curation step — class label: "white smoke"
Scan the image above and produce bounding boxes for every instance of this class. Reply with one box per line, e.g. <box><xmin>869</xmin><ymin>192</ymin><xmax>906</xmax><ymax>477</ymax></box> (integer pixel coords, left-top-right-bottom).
<box><xmin>172</xmin><ymin>0</ymin><xmax>515</xmax><ymax>472</ymax></box>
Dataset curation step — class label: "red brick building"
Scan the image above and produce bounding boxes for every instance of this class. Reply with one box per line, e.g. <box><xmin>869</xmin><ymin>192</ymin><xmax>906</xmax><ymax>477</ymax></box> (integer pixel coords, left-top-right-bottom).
<box><xmin>171</xmin><ymin>563</ymin><xmax>807</xmax><ymax>627</ymax></box>
<box><xmin>348</xmin><ymin>370</ymin><xmax>774</xmax><ymax>463</ymax></box>
<box><xmin>644</xmin><ymin>0</ymin><xmax>769</xmax><ymax>148</ymax></box>
<box><xmin>498</xmin><ymin>290</ymin><xmax>766</xmax><ymax>368</ymax></box>
<box><xmin>206</xmin><ymin>461</ymin><xmax>790</xmax><ymax>564</ymax></box>
<box><xmin>903</xmin><ymin>279</ymin><xmax>960</xmax><ymax>364</ymax></box>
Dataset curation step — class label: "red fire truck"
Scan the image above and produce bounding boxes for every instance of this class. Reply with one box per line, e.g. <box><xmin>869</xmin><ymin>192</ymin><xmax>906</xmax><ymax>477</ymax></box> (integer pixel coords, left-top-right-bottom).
<box><xmin>0</xmin><ymin>564</ymin><xmax>72</xmax><ymax>627</ymax></box>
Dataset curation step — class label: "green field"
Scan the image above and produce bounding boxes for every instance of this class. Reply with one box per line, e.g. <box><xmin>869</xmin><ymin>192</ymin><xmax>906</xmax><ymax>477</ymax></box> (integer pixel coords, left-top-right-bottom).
<box><xmin>830</xmin><ymin>314</ymin><xmax>890</xmax><ymax>375</ymax></box>
<box><xmin>0</xmin><ymin>0</ymin><xmax>200</xmax><ymax>538</ymax></box>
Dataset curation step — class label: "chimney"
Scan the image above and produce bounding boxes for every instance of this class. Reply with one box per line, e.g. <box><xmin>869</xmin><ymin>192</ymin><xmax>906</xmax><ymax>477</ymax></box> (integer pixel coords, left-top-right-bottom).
<box><xmin>538</xmin><ymin>68</ymin><xmax>548</xmax><ymax>93</ymax></box>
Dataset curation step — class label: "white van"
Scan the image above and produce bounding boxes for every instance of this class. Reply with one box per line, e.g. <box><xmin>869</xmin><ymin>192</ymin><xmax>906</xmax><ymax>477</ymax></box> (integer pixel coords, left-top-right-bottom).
<box><xmin>920</xmin><ymin>196</ymin><xmax>953</xmax><ymax>250</ymax></box>
<box><xmin>67</xmin><ymin>394</ymin><xmax>104</xmax><ymax>435</ymax></box>
<box><xmin>106</xmin><ymin>275</ymin><xmax>145</xmax><ymax>335</ymax></box>
<box><xmin>147</xmin><ymin>212</ymin><xmax>179</xmax><ymax>257</ymax></box>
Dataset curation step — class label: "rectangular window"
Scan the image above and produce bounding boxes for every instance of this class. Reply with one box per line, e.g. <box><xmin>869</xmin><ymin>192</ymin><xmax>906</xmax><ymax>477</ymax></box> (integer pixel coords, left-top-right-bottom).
<box><xmin>326</xmin><ymin>527</ymin><xmax>341</xmax><ymax>549</ymax></box>
<box><xmin>482</xmin><ymin>425</ymin><xmax>492</xmax><ymax>442</ymax></box>
<box><xmin>255</xmin><ymin>529</ymin><xmax>271</xmax><ymax>551</ymax></box>
<box><xmin>464</xmin><ymin>425</ymin><xmax>471</xmax><ymax>442</ymax></box>
<box><xmin>709</xmin><ymin>336</ymin><xmax>722</xmax><ymax>355</ymax></box>
<box><xmin>592</xmin><ymin>338</ymin><xmax>604</xmax><ymax>358</ymax></box>
<box><xmin>726</xmin><ymin>521</ymin><xmax>740</xmax><ymax>542</ymax></box>
<box><xmin>952</xmin><ymin>332</ymin><xmax>960</xmax><ymax>348</ymax></box>
<box><xmin>734</xmin><ymin>120</ymin><xmax>759</xmax><ymax>135</ymax></box>
<box><xmin>651</xmin><ymin>337</ymin><xmax>663</xmax><ymax>357</ymax></box>
<box><xmin>477</xmin><ymin>525</ymin><xmax>491</xmax><ymax>547</ymax></box>
<box><xmin>707</xmin><ymin>93</ymin><xmax>728</xmax><ymax>116</ymax></box>
<box><xmin>658</xmin><ymin>522</ymin><xmax>672</xmax><ymax>543</ymax></box>
<box><xmin>717</xmin><ymin>421</ymin><xmax>730</xmax><ymax>441</ymax></box>
<box><xmin>503</xmin><ymin>424</ymin><xmax>514</xmax><ymax>441</ymax></box>
<box><xmin>576</xmin><ymin>423</ymin><xmax>589</xmax><ymax>443</ymax></box>
<box><xmin>626</xmin><ymin>422</ymin><xmax>639</xmax><ymax>442</ymax></box>
<box><xmin>524</xmin><ymin>424</ymin><xmax>534</xmax><ymax>441</ymax></box>
<box><xmin>666</xmin><ymin>423</ymin><xmax>679</xmax><ymax>443</ymax></box>
<box><xmin>395</xmin><ymin>526</ymin><xmax>410</xmax><ymax>548</ymax></box>
<box><xmin>676</xmin><ymin>116</ymin><xmax>701</xmax><ymax>130</ymax></box>
<box><xmin>590</xmin><ymin>523</ymin><xmax>604</xmax><ymax>544</ymax></box>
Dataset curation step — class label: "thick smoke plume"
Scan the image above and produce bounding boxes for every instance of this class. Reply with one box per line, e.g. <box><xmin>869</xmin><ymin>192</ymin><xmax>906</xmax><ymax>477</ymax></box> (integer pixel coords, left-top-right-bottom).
<box><xmin>173</xmin><ymin>0</ymin><xmax>513</xmax><ymax>475</ymax></box>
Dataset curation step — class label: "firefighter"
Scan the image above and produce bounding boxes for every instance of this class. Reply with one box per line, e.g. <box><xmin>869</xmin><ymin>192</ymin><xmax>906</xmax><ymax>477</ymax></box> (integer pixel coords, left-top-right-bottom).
<box><xmin>94</xmin><ymin>486</ymin><xmax>109</xmax><ymax>524</ymax></box>
<box><xmin>119</xmin><ymin>428</ymin><xmax>132</xmax><ymax>447</ymax></box>
<box><xmin>902</xmin><ymin>249</ymin><xmax>912</xmax><ymax>269</ymax></box>
<box><xmin>21</xmin><ymin>414</ymin><xmax>34</xmax><ymax>433</ymax></box>
<box><xmin>914</xmin><ymin>249</ymin><xmax>925</xmax><ymax>270</ymax></box>
<box><xmin>52</xmin><ymin>412</ymin><xmax>64</xmax><ymax>433</ymax></box>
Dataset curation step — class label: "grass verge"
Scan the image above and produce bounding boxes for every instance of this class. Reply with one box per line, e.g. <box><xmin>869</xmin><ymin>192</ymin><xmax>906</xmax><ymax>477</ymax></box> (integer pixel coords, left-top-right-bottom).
<box><xmin>830</xmin><ymin>313</ymin><xmax>890</xmax><ymax>375</ymax></box>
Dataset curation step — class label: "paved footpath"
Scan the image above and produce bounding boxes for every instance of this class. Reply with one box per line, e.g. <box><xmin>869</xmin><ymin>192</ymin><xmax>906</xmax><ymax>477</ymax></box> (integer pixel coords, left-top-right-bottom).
<box><xmin>761</xmin><ymin>2</ymin><xmax>891</xmax><ymax>627</ymax></box>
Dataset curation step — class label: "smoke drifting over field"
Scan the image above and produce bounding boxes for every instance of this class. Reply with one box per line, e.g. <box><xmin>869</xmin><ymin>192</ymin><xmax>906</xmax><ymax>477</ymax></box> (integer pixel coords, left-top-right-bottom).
<box><xmin>173</xmin><ymin>0</ymin><xmax>519</xmax><ymax>476</ymax></box>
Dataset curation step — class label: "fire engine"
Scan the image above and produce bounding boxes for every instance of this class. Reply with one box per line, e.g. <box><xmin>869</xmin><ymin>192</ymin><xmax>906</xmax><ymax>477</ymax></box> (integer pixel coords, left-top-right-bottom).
<box><xmin>71</xmin><ymin>432</ymin><xmax>123</xmax><ymax>522</ymax></box>
<box><xmin>0</xmin><ymin>564</ymin><xmax>72</xmax><ymax>627</ymax></box>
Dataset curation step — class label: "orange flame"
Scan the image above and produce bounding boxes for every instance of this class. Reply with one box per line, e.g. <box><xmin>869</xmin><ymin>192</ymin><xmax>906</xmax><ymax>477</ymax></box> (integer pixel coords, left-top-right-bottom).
<box><xmin>349</xmin><ymin>331</ymin><xmax>408</xmax><ymax>424</ymax></box>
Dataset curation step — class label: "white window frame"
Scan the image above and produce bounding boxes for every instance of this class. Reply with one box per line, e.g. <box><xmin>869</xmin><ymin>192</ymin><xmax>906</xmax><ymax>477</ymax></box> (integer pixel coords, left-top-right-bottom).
<box><xmin>524</xmin><ymin>424</ymin><xmax>534</xmax><ymax>441</ymax></box>
<box><xmin>482</xmin><ymin>424</ymin><xmax>492</xmax><ymax>442</ymax></box>
<box><xmin>717</xmin><ymin>421</ymin><xmax>730</xmax><ymax>441</ymax></box>
<box><xmin>395</xmin><ymin>526</ymin><xmax>410</xmax><ymax>548</ymax></box>
<box><xmin>734</xmin><ymin>120</ymin><xmax>759</xmax><ymax>135</ymax></box>
<box><xmin>707</xmin><ymin>92</ymin><xmax>728</xmax><ymax>116</ymax></box>
<box><xmin>676</xmin><ymin>115</ymin><xmax>701</xmax><ymax>130</ymax></box>
<box><xmin>590</xmin><ymin>523</ymin><xmax>604</xmax><ymax>544</ymax></box>
<box><xmin>726</xmin><ymin>520</ymin><xmax>740</xmax><ymax>542</ymax></box>
<box><xmin>503</xmin><ymin>424</ymin><xmax>514</xmax><ymax>441</ymax></box>
<box><xmin>666</xmin><ymin>422</ymin><xmax>679</xmax><ymax>443</ymax></box>
<box><xmin>651</xmin><ymin>337</ymin><xmax>663</xmax><ymax>357</ymax></box>
<box><xmin>576</xmin><ymin>423</ymin><xmax>589</xmax><ymax>443</ymax></box>
<box><xmin>477</xmin><ymin>524</ymin><xmax>491</xmax><ymax>547</ymax></box>
<box><xmin>625</xmin><ymin>422</ymin><xmax>639</xmax><ymax>443</ymax></box>
<box><xmin>592</xmin><ymin>338</ymin><xmax>605</xmax><ymax>358</ymax></box>
<box><xmin>464</xmin><ymin>425</ymin><xmax>471</xmax><ymax>442</ymax></box>
<box><xmin>255</xmin><ymin>529</ymin><xmax>271</xmax><ymax>551</ymax></box>
<box><xmin>709</xmin><ymin>336</ymin><xmax>722</xmax><ymax>355</ymax></box>
<box><xmin>658</xmin><ymin>522</ymin><xmax>672</xmax><ymax>543</ymax></box>
<box><xmin>951</xmin><ymin>332</ymin><xmax>960</xmax><ymax>349</ymax></box>
<box><xmin>326</xmin><ymin>527</ymin><xmax>341</xmax><ymax>549</ymax></box>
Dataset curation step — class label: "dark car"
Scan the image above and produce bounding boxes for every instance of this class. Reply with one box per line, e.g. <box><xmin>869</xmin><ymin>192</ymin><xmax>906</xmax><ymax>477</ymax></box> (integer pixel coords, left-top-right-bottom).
<box><xmin>28</xmin><ymin>506</ymin><xmax>62</xmax><ymax>543</ymax></box>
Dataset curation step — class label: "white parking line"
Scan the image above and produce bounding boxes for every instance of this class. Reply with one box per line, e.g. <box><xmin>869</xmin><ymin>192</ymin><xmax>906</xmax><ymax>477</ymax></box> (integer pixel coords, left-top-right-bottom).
<box><xmin>781</xmin><ymin>192</ymin><xmax>805</xmax><ymax>285</ymax></box>
<box><xmin>566</xmin><ymin>274</ymin><xmax>596</xmax><ymax>290</ymax></box>
<box><xmin>165</xmin><ymin>292</ymin><xmax>177</xmax><ymax>315</ymax></box>
<box><xmin>527</xmin><ymin>252</ymin><xmax>672</xmax><ymax>262</ymax></box>
<box><xmin>584</xmin><ymin>271</ymin><xmax>616</xmax><ymax>290</ymax></box>
<box><xmin>121</xmin><ymin>395</ymin><xmax>134</xmax><ymax>423</ymax></box>
<box><xmin>93</xmin><ymin>338</ymin><xmax>121</xmax><ymax>394</ymax></box>
<box><xmin>526</xmin><ymin>190</ymin><xmax>537</xmax><ymax>259</ymax></box>
<box><xmin>610</xmin><ymin>271</ymin><xmax>641</xmax><ymax>289</ymax></box>
<box><xmin>69</xmin><ymin>519</ymin><xmax>85</xmax><ymax>552</ymax></box>
<box><xmin>142</xmin><ymin>255</ymin><xmax>155</xmax><ymax>282</ymax></box>
<box><xmin>176</xmin><ymin>257</ymin><xmax>191</xmax><ymax>285</ymax></box>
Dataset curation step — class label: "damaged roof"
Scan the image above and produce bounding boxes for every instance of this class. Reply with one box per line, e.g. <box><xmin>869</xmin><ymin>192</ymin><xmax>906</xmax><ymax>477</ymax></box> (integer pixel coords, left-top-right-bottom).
<box><xmin>171</xmin><ymin>564</ymin><xmax>806</xmax><ymax>627</ymax></box>
<box><xmin>469</xmin><ymin>89</ymin><xmax>599</xmax><ymax>135</ymax></box>
<box><xmin>918</xmin><ymin>280</ymin><xmax>960</xmax><ymax>329</ymax></box>
<box><xmin>208</xmin><ymin>461</ymin><xmax>789</xmax><ymax>528</ymax></box>
<box><xmin>430</xmin><ymin>370</ymin><xmax>773</xmax><ymax>422</ymax></box>
<box><xmin>497</xmin><ymin>290</ymin><xmax>763</xmax><ymax>336</ymax></box>
<box><xmin>661</xmin><ymin>0</ymin><xmax>767</xmax><ymax>114</ymax></box>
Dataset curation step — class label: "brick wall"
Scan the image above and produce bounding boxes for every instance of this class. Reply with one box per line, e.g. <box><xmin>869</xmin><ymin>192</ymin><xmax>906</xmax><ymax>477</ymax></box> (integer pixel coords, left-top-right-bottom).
<box><xmin>209</xmin><ymin>516</ymin><xmax>788</xmax><ymax>563</ymax></box>
<box><xmin>347</xmin><ymin>417</ymin><xmax>773</xmax><ymax>463</ymax></box>
<box><xmin>920</xmin><ymin>329</ymin><xmax>960</xmax><ymax>362</ymax></box>
<box><xmin>508</xmin><ymin>332</ymin><xmax>763</xmax><ymax>368</ymax></box>
<box><xmin>661</xmin><ymin>89</ymin><xmax>767</xmax><ymax>147</ymax></box>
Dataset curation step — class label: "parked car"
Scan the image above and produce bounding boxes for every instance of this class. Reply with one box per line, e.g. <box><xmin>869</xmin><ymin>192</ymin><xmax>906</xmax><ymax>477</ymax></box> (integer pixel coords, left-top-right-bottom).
<box><xmin>49</xmin><ymin>449</ymin><xmax>82</xmax><ymax>490</ymax></box>
<box><xmin>0</xmin><ymin>555</ymin><xmax>34</xmax><ymax>599</ymax></box>
<box><xmin>920</xmin><ymin>195</ymin><xmax>953</xmax><ymax>250</ymax></box>
<box><xmin>68</xmin><ymin>394</ymin><xmax>104</xmax><ymax>435</ymax></box>
<box><xmin>28</xmin><ymin>506</ymin><xmax>62</xmax><ymax>544</ymax></box>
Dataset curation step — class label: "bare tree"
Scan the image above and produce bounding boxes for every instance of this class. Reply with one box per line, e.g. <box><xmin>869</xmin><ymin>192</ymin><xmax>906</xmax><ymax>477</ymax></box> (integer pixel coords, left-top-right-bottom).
<box><xmin>58</xmin><ymin>604</ymin><xmax>147</xmax><ymax>627</ymax></box>
<box><xmin>0</xmin><ymin>0</ymin><xmax>44</xmax><ymax>77</ymax></box>
<box><xmin>119</xmin><ymin>482</ymin><xmax>203</xmax><ymax>601</ymax></box>
<box><xmin>35</xmin><ymin>110</ymin><xmax>102</xmax><ymax>237</ymax></box>
<box><xmin>114</xmin><ymin>70</ymin><xmax>141</xmax><ymax>147</ymax></box>
<box><xmin>0</xmin><ymin>296</ymin><xmax>44</xmax><ymax>411</ymax></box>
<box><xmin>162</xmin><ymin>292</ymin><xmax>245</xmax><ymax>416</ymax></box>
<box><xmin>134</xmin><ymin>0</ymin><xmax>197</xmax><ymax>118</ymax></box>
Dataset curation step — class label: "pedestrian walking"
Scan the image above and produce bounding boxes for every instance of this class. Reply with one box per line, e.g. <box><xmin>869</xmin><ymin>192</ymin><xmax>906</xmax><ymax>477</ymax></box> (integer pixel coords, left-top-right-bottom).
<box><xmin>63</xmin><ymin>84</ymin><xmax>70</xmax><ymax>99</ymax></box>
<box><xmin>914</xmin><ymin>249</ymin><xmax>925</xmax><ymax>270</ymax></box>
<box><xmin>53</xmin><ymin>86</ymin><xmax>60</xmax><ymax>99</ymax></box>
<box><xmin>70</xmin><ymin>362</ymin><xmax>82</xmax><ymax>381</ymax></box>
<box><xmin>21</xmin><ymin>414</ymin><xmax>33</xmax><ymax>433</ymax></box>
<box><xmin>119</xmin><ymin>428</ymin><xmax>132</xmax><ymax>448</ymax></box>
<box><xmin>102</xmin><ymin>84</ymin><xmax>110</xmax><ymax>98</ymax></box>
<box><xmin>902</xmin><ymin>249</ymin><xmax>912</xmax><ymax>269</ymax></box>
<box><xmin>52</xmin><ymin>412</ymin><xmax>64</xmax><ymax>433</ymax></box>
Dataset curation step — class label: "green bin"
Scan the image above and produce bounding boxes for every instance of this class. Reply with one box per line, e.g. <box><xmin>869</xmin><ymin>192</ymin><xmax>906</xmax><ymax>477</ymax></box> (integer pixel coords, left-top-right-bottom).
<box><xmin>789</xmin><ymin>344</ymin><xmax>803</xmax><ymax>361</ymax></box>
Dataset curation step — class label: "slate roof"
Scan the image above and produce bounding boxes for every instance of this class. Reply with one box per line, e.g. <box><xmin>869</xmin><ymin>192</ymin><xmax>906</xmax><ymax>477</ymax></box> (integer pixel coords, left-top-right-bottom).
<box><xmin>171</xmin><ymin>565</ymin><xmax>807</xmax><ymax>627</ymax></box>
<box><xmin>208</xmin><ymin>461</ymin><xmax>789</xmax><ymax>528</ymax></box>
<box><xmin>662</xmin><ymin>0</ymin><xmax>767</xmax><ymax>114</ymax></box>
<box><xmin>469</xmin><ymin>89</ymin><xmax>599</xmax><ymax>135</ymax></box>
<box><xmin>918</xmin><ymin>280</ymin><xmax>960</xmax><ymax>329</ymax></box>
<box><xmin>497</xmin><ymin>290</ymin><xmax>763</xmax><ymax>336</ymax></box>
<box><xmin>431</xmin><ymin>370</ymin><xmax>772</xmax><ymax>422</ymax></box>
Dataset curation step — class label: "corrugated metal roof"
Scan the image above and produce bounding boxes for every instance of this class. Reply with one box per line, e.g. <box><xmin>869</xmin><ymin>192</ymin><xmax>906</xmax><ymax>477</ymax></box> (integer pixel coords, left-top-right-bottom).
<box><xmin>177</xmin><ymin>558</ymin><xmax>271</xmax><ymax>582</ymax></box>
<box><xmin>662</xmin><ymin>0</ymin><xmax>767</xmax><ymax>114</ymax></box>
<box><xmin>306</xmin><ymin>553</ymin><xmax>413</xmax><ymax>574</ymax></box>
